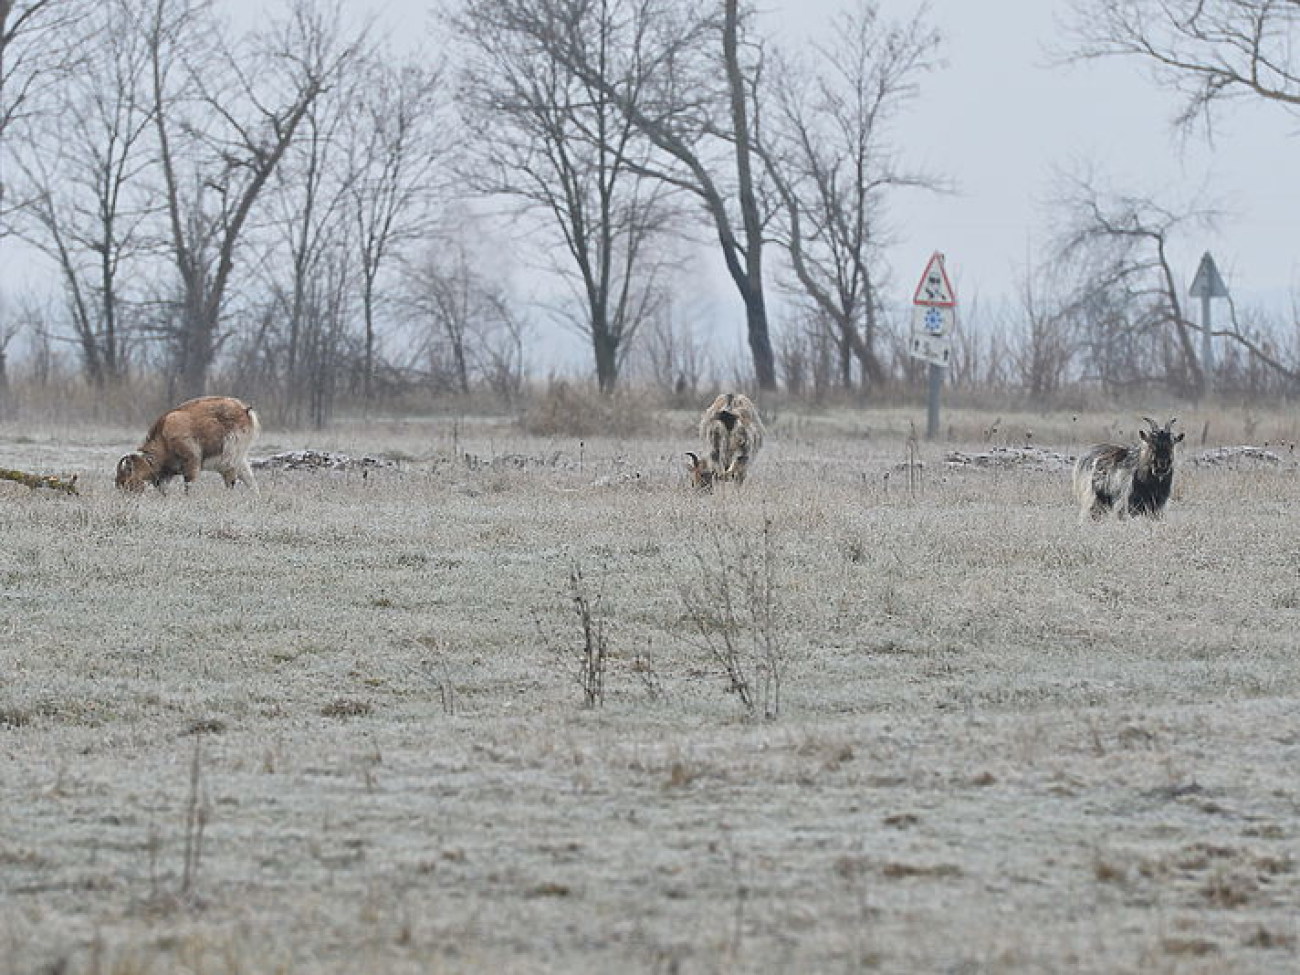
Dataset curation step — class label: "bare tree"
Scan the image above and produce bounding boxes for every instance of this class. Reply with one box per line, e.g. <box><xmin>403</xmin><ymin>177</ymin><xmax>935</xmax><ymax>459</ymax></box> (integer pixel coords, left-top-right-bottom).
<box><xmin>1050</xmin><ymin>168</ymin><xmax>1210</xmax><ymax>395</ymax></box>
<box><xmin>1011</xmin><ymin>272</ymin><xmax>1080</xmax><ymax>402</ymax></box>
<box><xmin>406</xmin><ymin>240</ymin><xmax>475</xmax><ymax>395</ymax></box>
<box><xmin>0</xmin><ymin>293</ymin><xmax>16</xmax><ymax>394</ymax></box>
<box><xmin>143</xmin><ymin>0</ymin><xmax>362</xmax><ymax>398</ymax></box>
<box><xmin>717</xmin><ymin>0</ymin><xmax>777</xmax><ymax>390</ymax></box>
<box><xmin>478</xmin><ymin>295</ymin><xmax>527</xmax><ymax>405</ymax></box>
<box><xmin>7</xmin><ymin>293</ymin><xmax>62</xmax><ymax>384</ymax></box>
<box><xmin>775</xmin><ymin>307</ymin><xmax>837</xmax><ymax>399</ymax></box>
<box><xmin>459</xmin><ymin>0</ymin><xmax>781</xmax><ymax>390</ymax></box>
<box><xmin>768</xmin><ymin>3</ymin><xmax>944</xmax><ymax>393</ymax></box>
<box><xmin>295</xmin><ymin>250</ymin><xmax>353</xmax><ymax>428</ymax></box>
<box><xmin>259</xmin><ymin>54</ymin><xmax>358</xmax><ymax>425</ymax></box>
<box><xmin>630</xmin><ymin>291</ymin><xmax>712</xmax><ymax>398</ymax></box>
<box><xmin>403</xmin><ymin>227</ymin><xmax>524</xmax><ymax>399</ymax></box>
<box><xmin>452</xmin><ymin>0</ymin><xmax>678</xmax><ymax>393</ymax></box>
<box><xmin>1212</xmin><ymin>299</ymin><xmax>1300</xmax><ymax>395</ymax></box>
<box><xmin>347</xmin><ymin>55</ymin><xmax>447</xmax><ymax>405</ymax></box>
<box><xmin>9</xmin><ymin>0</ymin><xmax>153</xmax><ymax>385</ymax></box>
<box><xmin>1068</xmin><ymin>0</ymin><xmax>1300</xmax><ymax>130</ymax></box>
<box><xmin>0</xmin><ymin>0</ymin><xmax>87</xmax><ymax>231</ymax></box>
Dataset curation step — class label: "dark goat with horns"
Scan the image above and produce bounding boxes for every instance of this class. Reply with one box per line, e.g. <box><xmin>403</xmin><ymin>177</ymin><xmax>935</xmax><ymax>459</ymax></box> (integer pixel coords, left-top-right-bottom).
<box><xmin>1073</xmin><ymin>416</ymin><xmax>1185</xmax><ymax>521</ymax></box>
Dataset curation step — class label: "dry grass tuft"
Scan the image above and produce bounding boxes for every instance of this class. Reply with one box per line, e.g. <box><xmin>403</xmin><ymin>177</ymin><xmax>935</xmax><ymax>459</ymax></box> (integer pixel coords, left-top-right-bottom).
<box><xmin>880</xmin><ymin>861</ymin><xmax>963</xmax><ymax>879</ymax></box>
<box><xmin>519</xmin><ymin>380</ymin><xmax>655</xmax><ymax>438</ymax></box>
<box><xmin>0</xmin><ymin>705</ymin><xmax>33</xmax><ymax>728</ymax></box>
<box><xmin>1244</xmin><ymin>926</ymin><xmax>1296</xmax><ymax>949</ymax></box>
<box><xmin>181</xmin><ymin>717</ymin><xmax>228</xmax><ymax>736</ymax></box>
<box><xmin>1161</xmin><ymin>936</ymin><xmax>1220</xmax><ymax>957</ymax></box>
<box><xmin>320</xmin><ymin>698</ymin><xmax>374</xmax><ymax>719</ymax></box>
<box><xmin>1093</xmin><ymin>853</ymin><xmax>1129</xmax><ymax>885</ymax></box>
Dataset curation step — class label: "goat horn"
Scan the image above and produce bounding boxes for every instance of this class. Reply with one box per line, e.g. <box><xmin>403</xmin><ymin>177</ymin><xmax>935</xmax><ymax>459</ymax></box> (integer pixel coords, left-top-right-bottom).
<box><xmin>1167</xmin><ymin>417</ymin><xmax>1178</xmax><ymax>429</ymax></box>
<box><xmin>685</xmin><ymin>451</ymin><xmax>699</xmax><ymax>464</ymax></box>
<box><xmin>1142</xmin><ymin>416</ymin><xmax>1159</xmax><ymax>429</ymax></box>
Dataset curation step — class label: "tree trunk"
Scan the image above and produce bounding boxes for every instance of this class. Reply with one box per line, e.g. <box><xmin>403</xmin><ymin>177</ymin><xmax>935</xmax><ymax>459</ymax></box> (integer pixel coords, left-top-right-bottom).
<box><xmin>739</xmin><ymin>282</ymin><xmax>775</xmax><ymax>391</ymax></box>
<box><xmin>175</xmin><ymin>293</ymin><xmax>216</xmax><ymax>400</ymax></box>
<box><xmin>177</xmin><ymin>328</ymin><xmax>212</xmax><ymax>399</ymax></box>
<box><xmin>362</xmin><ymin>272</ymin><xmax>376</xmax><ymax>405</ymax></box>
<box><xmin>1157</xmin><ymin>240</ymin><xmax>1205</xmax><ymax>397</ymax></box>
<box><xmin>724</xmin><ymin>0</ymin><xmax>776</xmax><ymax>391</ymax></box>
<box><xmin>593</xmin><ymin>327</ymin><xmax>618</xmax><ymax>394</ymax></box>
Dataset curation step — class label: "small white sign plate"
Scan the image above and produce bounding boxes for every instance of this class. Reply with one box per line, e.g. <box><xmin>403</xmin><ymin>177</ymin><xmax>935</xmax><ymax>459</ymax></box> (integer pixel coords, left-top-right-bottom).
<box><xmin>909</xmin><ymin>331</ymin><xmax>952</xmax><ymax>368</ymax></box>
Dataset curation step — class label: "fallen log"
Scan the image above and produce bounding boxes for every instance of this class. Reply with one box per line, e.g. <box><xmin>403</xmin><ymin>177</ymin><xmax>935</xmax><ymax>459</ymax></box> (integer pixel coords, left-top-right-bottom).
<box><xmin>0</xmin><ymin>467</ymin><xmax>79</xmax><ymax>495</ymax></box>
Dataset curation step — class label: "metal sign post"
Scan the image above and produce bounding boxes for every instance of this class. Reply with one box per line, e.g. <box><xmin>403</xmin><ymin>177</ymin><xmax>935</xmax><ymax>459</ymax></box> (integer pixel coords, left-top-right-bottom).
<box><xmin>909</xmin><ymin>252</ymin><xmax>955</xmax><ymax>440</ymax></box>
<box><xmin>1189</xmin><ymin>251</ymin><xmax>1229</xmax><ymax>398</ymax></box>
<box><xmin>927</xmin><ymin>363</ymin><xmax>942</xmax><ymax>440</ymax></box>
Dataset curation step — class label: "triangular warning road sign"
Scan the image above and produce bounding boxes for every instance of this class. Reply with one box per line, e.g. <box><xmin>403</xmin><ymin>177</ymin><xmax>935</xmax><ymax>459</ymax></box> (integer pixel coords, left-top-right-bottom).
<box><xmin>913</xmin><ymin>252</ymin><xmax>956</xmax><ymax>307</ymax></box>
<box><xmin>1189</xmin><ymin>252</ymin><xmax>1229</xmax><ymax>299</ymax></box>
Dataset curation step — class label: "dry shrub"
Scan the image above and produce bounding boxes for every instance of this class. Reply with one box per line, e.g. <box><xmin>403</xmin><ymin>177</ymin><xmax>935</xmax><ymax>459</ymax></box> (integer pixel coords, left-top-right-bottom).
<box><xmin>678</xmin><ymin>515</ymin><xmax>786</xmax><ymax>720</ymax></box>
<box><xmin>321</xmin><ymin>698</ymin><xmax>373</xmax><ymax>718</ymax></box>
<box><xmin>520</xmin><ymin>380</ymin><xmax>653</xmax><ymax>438</ymax></box>
<box><xmin>563</xmin><ymin>561</ymin><xmax>609</xmax><ymax>708</ymax></box>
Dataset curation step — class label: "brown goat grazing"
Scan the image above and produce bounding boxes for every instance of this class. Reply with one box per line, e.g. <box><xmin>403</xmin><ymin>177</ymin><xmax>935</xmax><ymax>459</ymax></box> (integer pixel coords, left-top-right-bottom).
<box><xmin>1073</xmin><ymin>416</ymin><xmax>1184</xmax><ymax>521</ymax></box>
<box><xmin>116</xmin><ymin>396</ymin><xmax>261</xmax><ymax>494</ymax></box>
<box><xmin>686</xmin><ymin>392</ymin><xmax>764</xmax><ymax>490</ymax></box>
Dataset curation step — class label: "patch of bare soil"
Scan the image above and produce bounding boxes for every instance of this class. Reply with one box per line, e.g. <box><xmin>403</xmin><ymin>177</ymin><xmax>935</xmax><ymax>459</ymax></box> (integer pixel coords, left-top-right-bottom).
<box><xmin>944</xmin><ymin>445</ymin><xmax>1076</xmax><ymax>472</ymax></box>
<box><xmin>1190</xmin><ymin>445</ymin><xmax>1293</xmax><ymax>469</ymax></box>
<box><xmin>252</xmin><ymin>449</ymin><xmax>399</xmax><ymax>473</ymax></box>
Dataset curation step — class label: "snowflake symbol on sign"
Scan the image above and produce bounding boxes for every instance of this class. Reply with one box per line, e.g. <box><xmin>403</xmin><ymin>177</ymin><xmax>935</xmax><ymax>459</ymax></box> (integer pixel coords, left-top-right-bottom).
<box><xmin>924</xmin><ymin>307</ymin><xmax>945</xmax><ymax>334</ymax></box>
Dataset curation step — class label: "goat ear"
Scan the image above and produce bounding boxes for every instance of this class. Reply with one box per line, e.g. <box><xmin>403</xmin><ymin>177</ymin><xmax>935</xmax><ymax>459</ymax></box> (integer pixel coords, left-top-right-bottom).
<box><xmin>1138</xmin><ymin>430</ymin><xmax>1149</xmax><ymax>443</ymax></box>
<box><xmin>1174</xmin><ymin>432</ymin><xmax>1185</xmax><ymax>443</ymax></box>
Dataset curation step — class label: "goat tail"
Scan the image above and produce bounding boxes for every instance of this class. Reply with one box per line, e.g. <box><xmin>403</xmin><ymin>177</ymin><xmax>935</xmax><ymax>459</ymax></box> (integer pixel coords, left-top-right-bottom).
<box><xmin>1072</xmin><ymin>447</ymin><xmax>1117</xmax><ymax>521</ymax></box>
<box><xmin>1072</xmin><ymin>454</ymin><xmax>1094</xmax><ymax>512</ymax></box>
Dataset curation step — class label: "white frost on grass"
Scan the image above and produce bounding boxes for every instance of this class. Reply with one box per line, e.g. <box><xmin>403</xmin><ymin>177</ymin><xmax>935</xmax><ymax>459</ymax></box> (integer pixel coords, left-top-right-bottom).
<box><xmin>2</xmin><ymin>412</ymin><xmax>1300</xmax><ymax>974</ymax></box>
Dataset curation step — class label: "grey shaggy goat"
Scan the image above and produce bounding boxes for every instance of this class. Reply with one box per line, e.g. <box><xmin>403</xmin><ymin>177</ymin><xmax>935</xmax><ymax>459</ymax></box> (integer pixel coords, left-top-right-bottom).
<box><xmin>686</xmin><ymin>392</ymin><xmax>764</xmax><ymax>490</ymax></box>
<box><xmin>1073</xmin><ymin>416</ymin><xmax>1184</xmax><ymax>521</ymax></box>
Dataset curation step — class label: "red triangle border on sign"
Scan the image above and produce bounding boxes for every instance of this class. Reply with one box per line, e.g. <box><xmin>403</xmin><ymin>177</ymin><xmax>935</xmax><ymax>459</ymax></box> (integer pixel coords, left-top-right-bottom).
<box><xmin>912</xmin><ymin>252</ymin><xmax>956</xmax><ymax>307</ymax></box>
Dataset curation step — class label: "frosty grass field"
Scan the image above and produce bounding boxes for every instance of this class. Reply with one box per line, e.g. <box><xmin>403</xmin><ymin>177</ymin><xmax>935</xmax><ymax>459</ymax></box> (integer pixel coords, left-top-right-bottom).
<box><xmin>2</xmin><ymin>404</ymin><xmax>1299</xmax><ymax>974</ymax></box>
